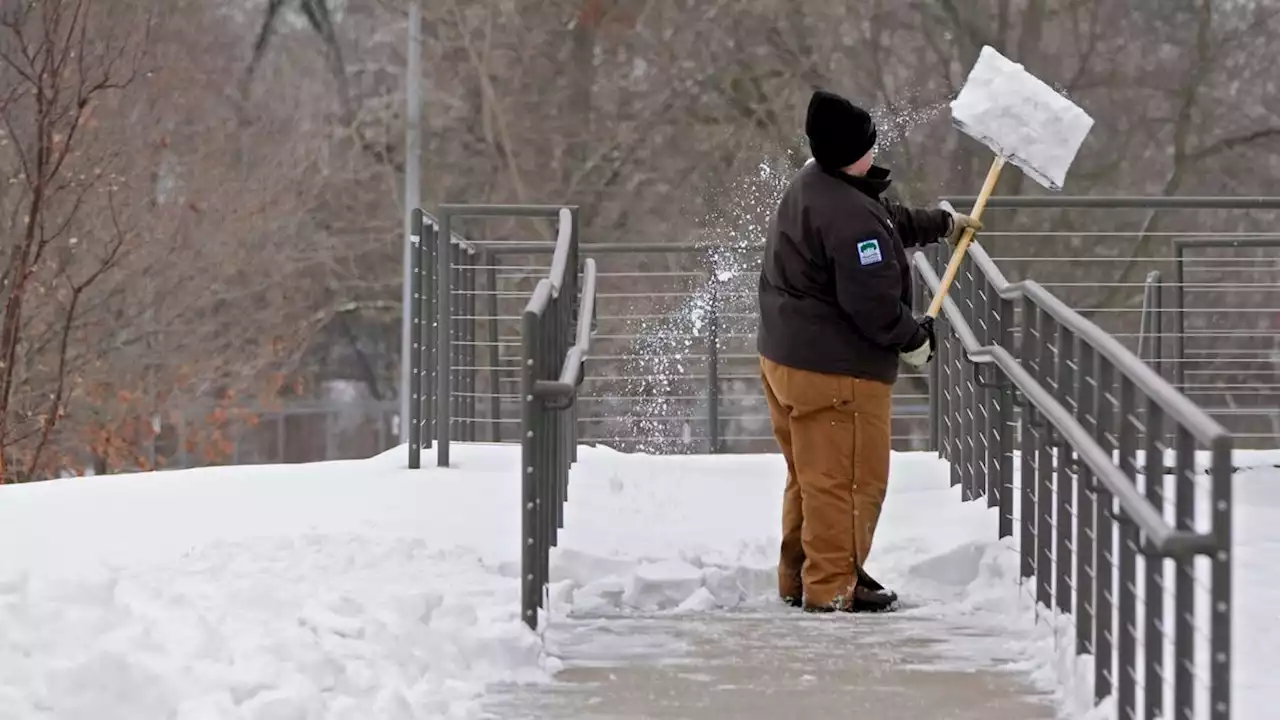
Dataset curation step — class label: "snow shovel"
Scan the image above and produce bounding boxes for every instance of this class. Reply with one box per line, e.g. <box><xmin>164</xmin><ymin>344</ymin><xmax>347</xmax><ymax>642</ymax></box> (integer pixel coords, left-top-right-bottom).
<box><xmin>925</xmin><ymin>45</ymin><xmax>1094</xmax><ymax>319</ymax></box>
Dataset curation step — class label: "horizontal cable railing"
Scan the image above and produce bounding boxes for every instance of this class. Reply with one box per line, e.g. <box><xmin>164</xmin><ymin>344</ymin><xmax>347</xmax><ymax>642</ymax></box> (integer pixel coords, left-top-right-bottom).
<box><xmin>414</xmin><ymin>239</ymin><xmax>932</xmax><ymax>454</ymax></box>
<box><xmin>913</xmin><ymin>237</ymin><xmax>1233</xmax><ymax>720</ymax></box>
<box><xmin>941</xmin><ymin>195</ymin><xmax>1280</xmax><ymax>449</ymax></box>
<box><xmin>408</xmin><ymin>204</ymin><xmax>579</xmax><ymax>468</ymax></box>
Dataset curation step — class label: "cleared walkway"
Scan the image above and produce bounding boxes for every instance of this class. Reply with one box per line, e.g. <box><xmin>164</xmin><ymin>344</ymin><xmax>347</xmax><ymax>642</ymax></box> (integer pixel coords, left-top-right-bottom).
<box><xmin>484</xmin><ymin>605</ymin><xmax>1059</xmax><ymax>719</ymax></box>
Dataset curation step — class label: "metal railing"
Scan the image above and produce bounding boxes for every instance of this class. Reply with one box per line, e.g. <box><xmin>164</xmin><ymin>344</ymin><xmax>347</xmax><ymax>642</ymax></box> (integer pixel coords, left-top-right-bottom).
<box><xmin>520</xmin><ymin>250</ymin><xmax>598</xmax><ymax>629</ymax></box>
<box><xmin>407</xmin><ymin>205</ymin><xmax>581</xmax><ymax>468</ymax></box>
<box><xmin>407</xmin><ymin>236</ymin><xmax>933</xmax><ymax>454</ymax></box>
<box><xmin>942</xmin><ymin>195</ymin><xmax>1280</xmax><ymax>449</ymax></box>
<box><xmin>400</xmin><ymin>194</ymin><xmax>1251</xmax><ymax>715</ymax></box>
<box><xmin>405</xmin><ymin>203</ymin><xmax>596</xmax><ymax>629</ymax></box>
<box><xmin>1138</xmin><ymin>270</ymin><xmax>1164</xmax><ymax>374</ymax></box>
<box><xmin>913</xmin><ymin>239</ymin><xmax>1233</xmax><ymax>720</ymax></box>
<box><xmin>407</xmin><ymin>204</ymin><xmax>1279</xmax><ymax>458</ymax></box>
<box><xmin>406</xmin><ymin>204</ymin><xmax>488</xmax><ymax>465</ymax></box>
<box><xmin>1169</xmin><ymin>237</ymin><xmax>1280</xmax><ymax>445</ymax></box>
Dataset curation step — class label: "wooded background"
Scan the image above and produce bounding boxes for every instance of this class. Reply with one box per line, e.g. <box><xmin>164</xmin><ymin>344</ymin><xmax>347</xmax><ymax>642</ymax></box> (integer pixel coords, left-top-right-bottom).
<box><xmin>2</xmin><ymin>0</ymin><xmax>1278</xmax><ymax>479</ymax></box>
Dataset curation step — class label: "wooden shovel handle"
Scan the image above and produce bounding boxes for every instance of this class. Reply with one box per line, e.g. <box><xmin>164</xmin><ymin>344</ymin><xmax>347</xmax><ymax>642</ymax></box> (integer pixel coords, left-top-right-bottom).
<box><xmin>925</xmin><ymin>155</ymin><xmax>1007</xmax><ymax>319</ymax></box>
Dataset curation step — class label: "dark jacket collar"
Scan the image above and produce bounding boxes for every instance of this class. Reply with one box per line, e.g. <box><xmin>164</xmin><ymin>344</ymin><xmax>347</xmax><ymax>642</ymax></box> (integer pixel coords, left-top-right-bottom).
<box><xmin>820</xmin><ymin>163</ymin><xmax>893</xmax><ymax>200</ymax></box>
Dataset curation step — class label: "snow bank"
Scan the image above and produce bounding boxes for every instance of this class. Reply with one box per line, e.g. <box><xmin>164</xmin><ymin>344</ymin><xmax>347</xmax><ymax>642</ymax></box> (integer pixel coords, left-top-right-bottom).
<box><xmin>547</xmin><ymin>450</ymin><xmax>979</xmax><ymax>619</ymax></box>
<box><xmin>951</xmin><ymin>449</ymin><xmax>1280</xmax><ymax>720</ymax></box>
<box><xmin>0</xmin><ymin>443</ymin><xmax>1008</xmax><ymax>718</ymax></box>
<box><xmin>3</xmin><ymin>441</ymin><xmax>1274</xmax><ymax>719</ymax></box>
<box><xmin>0</xmin><ymin>447</ymin><xmax>543</xmax><ymax>720</ymax></box>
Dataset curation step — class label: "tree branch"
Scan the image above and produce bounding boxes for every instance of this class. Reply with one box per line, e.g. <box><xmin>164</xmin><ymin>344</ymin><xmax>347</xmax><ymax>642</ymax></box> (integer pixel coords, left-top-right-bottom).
<box><xmin>1188</xmin><ymin>127</ymin><xmax>1280</xmax><ymax>162</ymax></box>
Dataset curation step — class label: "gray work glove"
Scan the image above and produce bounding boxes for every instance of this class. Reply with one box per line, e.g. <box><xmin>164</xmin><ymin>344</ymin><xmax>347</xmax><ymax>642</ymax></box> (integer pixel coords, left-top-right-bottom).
<box><xmin>939</xmin><ymin>200</ymin><xmax>983</xmax><ymax>244</ymax></box>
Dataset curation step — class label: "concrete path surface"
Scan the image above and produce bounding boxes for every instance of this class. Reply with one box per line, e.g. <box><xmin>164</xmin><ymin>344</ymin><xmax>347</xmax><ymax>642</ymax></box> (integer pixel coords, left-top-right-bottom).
<box><xmin>482</xmin><ymin>606</ymin><xmax>1060</xmax><ymax>720</ymax></box>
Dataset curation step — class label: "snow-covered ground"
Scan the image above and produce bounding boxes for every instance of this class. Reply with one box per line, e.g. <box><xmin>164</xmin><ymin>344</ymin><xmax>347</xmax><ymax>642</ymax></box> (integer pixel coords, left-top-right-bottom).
<box><xmin>0</xmin><ymin>443</ymin><xmax>1275</xmax><ymax>719</ymax></box>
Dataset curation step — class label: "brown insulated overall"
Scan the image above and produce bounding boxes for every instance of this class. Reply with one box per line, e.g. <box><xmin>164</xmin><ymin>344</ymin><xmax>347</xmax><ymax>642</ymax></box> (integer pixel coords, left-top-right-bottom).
<box><xmin>760</xmin><ymin>356</ymin><xmax>893</xmax><ymax>611</ymax></box>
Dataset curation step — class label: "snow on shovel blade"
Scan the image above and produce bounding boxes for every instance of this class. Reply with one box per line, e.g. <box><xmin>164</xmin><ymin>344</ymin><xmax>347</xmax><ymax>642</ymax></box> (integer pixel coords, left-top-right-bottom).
<box><xmin>949</xmin><ymin>45</ymin><xmax>1094</xmax><ymax>191</ymax></box>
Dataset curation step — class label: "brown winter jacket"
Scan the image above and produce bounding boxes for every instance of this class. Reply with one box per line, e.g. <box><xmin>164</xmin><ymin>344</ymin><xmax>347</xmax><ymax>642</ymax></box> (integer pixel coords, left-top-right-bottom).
<box><xmin>756</xmin><ymin>161</ymin><xmax>952</xmax><ymax>385</ymax></box>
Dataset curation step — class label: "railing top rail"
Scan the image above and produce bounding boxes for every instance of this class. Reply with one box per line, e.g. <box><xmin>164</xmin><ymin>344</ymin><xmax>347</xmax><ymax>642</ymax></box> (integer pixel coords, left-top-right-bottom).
<box><xmin>438</xmin><ymin>203</ymin><xmax>576</xmax><ymax>218</ymax></box>
<box><xmin>964</xmin><ymin>242</ymin><xmax>1230</xmax><ymax>446</ymax></box>
<box><xmin>418</xmin><ymin>207</ymin><xmax>479</xmax><ymax>254</ymax></box>
<box><xmin>941</xmin><ymin>195</ymin><xmax>1280</xmax><ymax>210</ymax></box>
<box><xmin>912</xmin><ymin>254</ymin><xmax>1216</xmax><ymax>557</ymax></box>
<box><xmin>527</xmin><ymin>258</ymin><xmax>599</xmax><ymax>400</ymax></box>
<box><xmin>519</xmin><ymin>209</ymin><xmax>579</xmax><ymax>317</ymax></box>
<box><xmin>1174</xmin><ymin>237</ymin><xmax>1280</xmax><ymax>250</ymax></box>
<box><xmin>573</xmin><ymin>258</ymin><xmax>598</xmax><ymax>350</ymax></box>
<box><xmin>473</xmin><ymin>241</ymin><xmax>721</xmax><ymax>255</ymax></box>
<box><xmin>553</xmin><ymin>258</ymin><xmax>599</xmax><ymax>392</ymax></box>
<box><xmin>523</xmin><ymin>278</ymin><xmax>554</xmax><ymax>319</ymax></box>
<box><xmin>547</xmin><ymin>207</ymin><xmax>574</xmax><ymax>298</ymax></box>
<box><xmin>426</xmin><ymin>204</ymin><xmax>581</xmax><ymax>256</ymax></box>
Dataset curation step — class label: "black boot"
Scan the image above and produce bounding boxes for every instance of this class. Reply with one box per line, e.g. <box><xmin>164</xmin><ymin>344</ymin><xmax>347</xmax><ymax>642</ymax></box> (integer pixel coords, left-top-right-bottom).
<box><xmin>795</xmin><ymin>568</ymin><xmax>900</xmax><ymax>613</ymax></box>
<box><xmin>850</xmin><ymin>584</ymin><xmax>898</xmax><ymax>612</ymax></box>
<box><xmin>853</xmin><ymin>566</ymin><xmax>898</xmax><ymax>612</ymax></box>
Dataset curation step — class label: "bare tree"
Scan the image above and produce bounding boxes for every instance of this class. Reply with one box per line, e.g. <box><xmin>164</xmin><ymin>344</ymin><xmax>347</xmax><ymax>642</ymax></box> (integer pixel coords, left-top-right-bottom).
<box><xmin>0</xmin><ymin>0</ymin><xmax>149</xmax><ymax>479</ymax></box>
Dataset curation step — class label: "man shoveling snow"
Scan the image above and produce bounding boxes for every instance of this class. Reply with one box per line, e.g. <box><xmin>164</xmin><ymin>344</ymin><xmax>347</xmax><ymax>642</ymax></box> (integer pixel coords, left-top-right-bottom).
<box><xmin>755</xmin><ymin>89</ymin><xmax>981</xmax><ymax>613</ymax></box>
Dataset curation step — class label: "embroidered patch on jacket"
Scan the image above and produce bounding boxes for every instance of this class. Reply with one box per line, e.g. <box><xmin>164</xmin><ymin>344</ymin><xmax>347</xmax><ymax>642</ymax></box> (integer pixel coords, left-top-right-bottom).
<box><xmin>857</xmin><ymin>238</ymin><xmax>883</xmax><ymax>265</ymax></box>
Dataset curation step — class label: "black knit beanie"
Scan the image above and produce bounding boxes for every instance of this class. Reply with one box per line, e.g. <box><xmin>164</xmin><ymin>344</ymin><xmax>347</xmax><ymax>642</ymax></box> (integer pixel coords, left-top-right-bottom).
<box><xmin>805</xmin><ymin>89</ymin><xmax>877</xmax><ymax>171</ymax></box>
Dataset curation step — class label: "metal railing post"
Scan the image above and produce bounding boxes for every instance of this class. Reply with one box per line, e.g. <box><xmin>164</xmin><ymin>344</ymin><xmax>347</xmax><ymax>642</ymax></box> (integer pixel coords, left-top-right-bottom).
<box><xmin>436</xmin><ymin>210</ymin><xmax>453</xmax><ymax>466</ymax></box>
<box><xmin>1054</xmin><ymin>323</ymin><xmax>1075</xmax><ymax>616</ymax></box>
<box><xmin>707</xmin><ymin>271</ymin><xmax>721</xmax><ymax>453</ymax></box>
<box><xmin>541</xmin><ymin>284</ymin><xmax>556</xmax><ymax>574</ymax></box>
<box><xmin>1143</xmin><ymin>397</ymin><xmax>1166</xmax><ymax>719</ymax></box>
<box><xmin>997</xmin><ymin>294</ymin><xmax>1015</xmax><ymax>540</ymax></box>
<box><xmin>1172</xmin><ymin>426</ymin><xmax>1195</xmax><ymax>713</ymax></box>
<box><xmin>1139</xmin><ymin>269</ymin><xmax>1166</xmax><ymax>382</ymax></box>
<box><xmin>929</xmin><ymin>340</ymin><xmax>941</xmax><ymax>453</ymax></box>
<box><xmin>1116</xmin><ymin>375</ymin><xmax>1138</xmax><ymax>720</ymax></box>
<box><xmin>958</xmin><ymin>256</ymin><xmax>977</xmax><ymax>501</ymax></box>
<box><xmin>945</xmin><ymin>312</ymin><xmax>961</xmax><ymax>485</ymax></box>
<box><xmin>520</xmin><ymin>302</ymin><xmax>540</xmax><ymax>630</ymax></box>
<box><xmin>1074</xmin><ymin>338</ymin><xmax>1097</xmax><ymax>658</ymax></box>
<box><xmin>424</xmin><ymin>221</ymin><xmax>436</xmax><ymax>449</ymax></box>
<box><xmin>1033</xmin><ymin>300</ymin><xmax>1054</xmax><ymax>611</ymax></box>
<box><xmin>1093</xmin><ymin>356</ymin><xmax>1116</xmax><ymax>705</ymax></box>
<box><xmin>409</xmin><ymin>208</ymin><xmax>424</xmax><ymax>469</ymax></box>
<box><xmin>976</xmin><ymin>267</ymin><xmax>997</xmax><ymax>506</ymax></box>
<box><xmin>569</xmin><ymin>209</ymin><xmax>582</xmax><ymax>464</ymax></box>
<box><xmin>554</xmin><ymin>269</ymin><xmax>566</xmax><ymax>535</ymax></box>
<box><xmin>1020</xmin><ymin>297</ymin><xmax>1037</xmax><ymax>584</ymax></box>
<box><xmin>1209</xmin><ymin>436</ymin><xmax>1233</xmax><ymax>720</ymax></box>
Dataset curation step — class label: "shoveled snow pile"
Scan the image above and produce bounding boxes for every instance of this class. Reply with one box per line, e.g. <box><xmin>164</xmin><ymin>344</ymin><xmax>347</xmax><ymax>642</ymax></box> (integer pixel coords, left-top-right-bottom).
<box><xmin>2</xmin><ymin>442</ymin><xmax>1276</xmax><ymax>719</ymax></box>
<box><xmin>0</xmin><ymin>447</ymin><xmax>548</xmax><ymax>720</ymax></box>
<box><xmin>0</xmin><ymin>444</ymin><xmax>1006</xmax><ymax>719</ymax></box>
